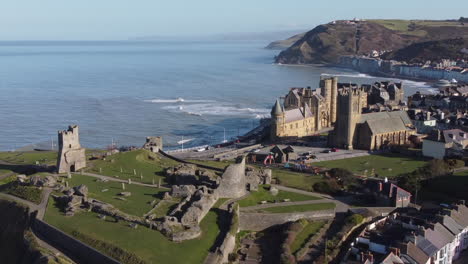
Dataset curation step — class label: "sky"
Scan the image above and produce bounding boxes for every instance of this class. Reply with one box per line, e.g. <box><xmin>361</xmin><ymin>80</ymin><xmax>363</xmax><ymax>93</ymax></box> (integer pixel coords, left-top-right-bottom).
<box><xmin>1</xmin><ymin>0</ymin><xmax>468</xmax><ymax>40</ymax></box>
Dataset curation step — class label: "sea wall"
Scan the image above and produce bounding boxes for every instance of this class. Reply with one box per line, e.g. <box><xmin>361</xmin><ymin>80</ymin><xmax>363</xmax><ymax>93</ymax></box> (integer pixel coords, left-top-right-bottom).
<box><xmin>339</xmin><ymin>55</ymin><xmax>468</xmax><ymax>82</ymax></box>
<box><xmin>32</xmin><ymin>219</ymin><xmax>120</xmax><ymax>264</ymax></box>
<box><xmin>239</xmin><ymin>209</ymin><xmax>335</xmax><ymax>231</ymax></box>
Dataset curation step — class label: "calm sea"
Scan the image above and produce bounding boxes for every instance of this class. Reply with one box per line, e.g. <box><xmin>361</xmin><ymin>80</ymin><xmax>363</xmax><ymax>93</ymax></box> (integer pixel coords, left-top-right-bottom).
<box><xmin>0</xmin><ymin>41</ymin><xmax>435</xmax><ymax>151</ymax></box>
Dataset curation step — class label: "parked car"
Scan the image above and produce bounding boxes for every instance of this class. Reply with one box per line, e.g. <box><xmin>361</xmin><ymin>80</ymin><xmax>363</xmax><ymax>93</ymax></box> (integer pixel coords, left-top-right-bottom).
<box><xmin>322</xmin><ymin>149</ymin><xmax>331</xmax><ymax>153</ymax></box>
<box><xmin>331</xmin><ymin>148</ymin><xmax>339</xmax><ymax>152</ymax></box>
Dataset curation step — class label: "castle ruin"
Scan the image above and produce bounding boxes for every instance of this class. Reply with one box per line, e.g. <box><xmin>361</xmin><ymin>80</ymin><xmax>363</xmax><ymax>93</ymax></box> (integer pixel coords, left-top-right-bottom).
<box><xmin>57</xmin><ymin>125</ymin><xmax>86</xmax><ymax>173</ymax></box>
<box><xmin>143</xmin><ymin>136</ymin><xmax>163</xmax><ymax>153</ymax></box>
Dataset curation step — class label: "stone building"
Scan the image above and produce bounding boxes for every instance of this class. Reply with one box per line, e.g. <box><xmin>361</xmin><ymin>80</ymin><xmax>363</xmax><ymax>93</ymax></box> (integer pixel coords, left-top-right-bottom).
<box><xmin>270</xmin><ymin>77</ymin><xmax>406</xmax><ymax>140</ymax></box>
<box><xmin>57</xmin><ymin>125</ymin><xmax>86</xmax><ymax>173</ymax></box>
<box><xmin>143</xmin><ymin>136</ymin><xmax>163</xmax><ymax>153</ymax></box>
<box><xmin>271</xmin><ymin>77</ymin><xmax>338</xmax><ymax>139</ymax></box>
<box><xmin>329</xmin><ymin>87</ymin><xmax>415</xmax><ymax>150</ymax></box>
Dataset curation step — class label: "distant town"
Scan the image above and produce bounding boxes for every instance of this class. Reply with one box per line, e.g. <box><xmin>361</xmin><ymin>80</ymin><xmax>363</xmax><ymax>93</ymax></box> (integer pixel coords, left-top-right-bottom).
<box><xmin>1</xmin><ymin>74</ymin><xmax>468</xmax><ymax>264</ymax></box>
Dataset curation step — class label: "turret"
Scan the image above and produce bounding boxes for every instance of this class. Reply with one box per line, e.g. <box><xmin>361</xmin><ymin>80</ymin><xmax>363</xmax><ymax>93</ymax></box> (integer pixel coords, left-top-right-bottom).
<box><xmin>271</xmin><ymin>99</ymin><xmax>285</xmax><ymax>139</ymax></box>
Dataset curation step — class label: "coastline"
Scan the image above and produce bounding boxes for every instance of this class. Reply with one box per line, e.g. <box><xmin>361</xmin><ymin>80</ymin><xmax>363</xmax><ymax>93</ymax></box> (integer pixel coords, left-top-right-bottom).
<box><xmin>274</xmin><ymin>62</ymin><xmax>436</xmax><ymax>85</ymax></box>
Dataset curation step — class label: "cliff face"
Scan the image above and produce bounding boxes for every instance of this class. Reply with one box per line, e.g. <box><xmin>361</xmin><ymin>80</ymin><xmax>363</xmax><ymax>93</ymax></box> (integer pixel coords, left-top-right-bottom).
<box><xmin>0</xmin><ymin>200</ymin><xmax>66</xmax><ymax>264</ymax></box>
<box><xmin>275</xmin><ymin>20</ymin><xmax>468</xmax><ymax>64</ymax></box>
<box><xmin>265</xmin><ymin>32</ymin><xmax>306</xmax><ymax>50</ymax></box>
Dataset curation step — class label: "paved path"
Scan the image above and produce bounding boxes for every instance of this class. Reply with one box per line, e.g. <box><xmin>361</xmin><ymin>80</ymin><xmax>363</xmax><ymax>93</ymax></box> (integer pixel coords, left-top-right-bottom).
<box><xmin>76</xmin><ymin>172</ymin><xmax>170</xmax><ymax>190</ymax></box>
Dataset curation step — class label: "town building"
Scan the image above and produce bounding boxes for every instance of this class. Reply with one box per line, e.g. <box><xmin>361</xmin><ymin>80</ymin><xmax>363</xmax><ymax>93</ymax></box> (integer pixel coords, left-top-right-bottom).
<box><xmin>422</xmin><ymin>129</ymin><xmax>468</xmax><ymax>159</ymax></box>
<box><xmin>363</xmin><ymin>178</ymin><xmax>412</xmax><ymax>208</ymax></box>
<box><xmin>329</xmin><ymin>86</ymin><xmax>415</xmax><ymax>150</ymax></box>
<box><xmin>345</xmin><ymin>201</ymin><xmax>468</xmax><ymax>264</ymax></box>
<box><xmin>271</xmin><ymin>77</ymin><xmax>406</xmax><ymax>141</ymax></box>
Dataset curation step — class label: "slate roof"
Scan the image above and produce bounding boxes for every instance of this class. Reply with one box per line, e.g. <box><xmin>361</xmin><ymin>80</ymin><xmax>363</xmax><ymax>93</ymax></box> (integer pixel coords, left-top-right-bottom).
<box><xmin>380</xmin><ymin>252</ymin><xmax>404</xmax><ymax>264</ymax></box>
<box><xmin>284</xmin><ymin>108</ymin><xmax>305</xmax><ymax>123</ymax></box>
<box><xmin>365</xmin><ymin>117</ymin><xmax>408</xmax><ymax>135</ymax></box>
<box><xmin>359</xmin><ymin>110</ymin><xmax>413</xmax><ymax>126</ymax></box>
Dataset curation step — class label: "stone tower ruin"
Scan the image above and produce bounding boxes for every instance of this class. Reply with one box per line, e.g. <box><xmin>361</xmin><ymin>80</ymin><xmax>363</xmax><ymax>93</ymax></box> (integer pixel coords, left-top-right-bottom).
<box><xmin>57</xmin><ymin>125</ymin><xmax>86</xmax><ymax>173</ymax></box>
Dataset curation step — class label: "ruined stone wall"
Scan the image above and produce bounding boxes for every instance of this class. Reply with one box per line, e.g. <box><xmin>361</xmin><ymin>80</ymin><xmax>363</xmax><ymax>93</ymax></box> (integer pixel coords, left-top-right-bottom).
<box><xmin>239</xmin><ymin>210</ymin><xmax>335</xmax><ymax>231</ymax></box>
<box><xmin>216</xmin><ymin>157</ymin><xmax>247</xmax><ymax>199</ymax></box>
<box><xmin>57</xmin><ymin>125</ymin><xmax>86</xmax><ymax>173</ymax></box>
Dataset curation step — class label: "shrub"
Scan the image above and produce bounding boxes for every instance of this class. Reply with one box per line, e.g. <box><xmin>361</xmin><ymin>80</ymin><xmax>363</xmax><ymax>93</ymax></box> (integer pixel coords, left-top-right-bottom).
<box><xmin>0</xmin><ymin>183</ymin><xmax>43</xmax><ymax>204</ymax></box>
<box><xmin>346</xmin><ymin>214</ymin><xmax>364</xmax><ymax>225</ymax></box>
<box><xmin>446</xmin><ymin>159</ymin><xmax>465</xmax><ymax>169</ymax></box>
<box><xmin>313</xmin><ymin>180</ymin><xmax>340</xmax><ymax>194</ymax></box>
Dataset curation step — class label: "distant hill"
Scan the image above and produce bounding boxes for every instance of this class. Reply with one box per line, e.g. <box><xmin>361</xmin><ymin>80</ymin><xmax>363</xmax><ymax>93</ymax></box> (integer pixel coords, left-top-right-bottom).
<box><xmin>265</xmin><ymin>32</ymin><xmax>305</xmax><ymax>50</ymax></box>
<box><xmin>381</xmin><ymin>38</ymin><xmax>468</xmax><ymax>63</ymax></box>
<box><xmin>274</xmin><ymin>19</ymin><xmax>468</xmax><ymax>64</ymax></box>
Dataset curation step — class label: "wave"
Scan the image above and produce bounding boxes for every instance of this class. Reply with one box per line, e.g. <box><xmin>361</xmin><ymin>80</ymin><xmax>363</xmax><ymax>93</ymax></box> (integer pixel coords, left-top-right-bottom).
<box><xmin>161</xmin><ymin>103</ymin><xmax>270</xmax><ymax>118</ymax></box>
<box><xmin>321</xmin><ymin>73</ymin><xmax>373</xmax><ymax>79</ymax></box>
<box><xmin>144</xmin><ymin>98</ymin><xmax>214</xmax><ymax>103</ymax></box>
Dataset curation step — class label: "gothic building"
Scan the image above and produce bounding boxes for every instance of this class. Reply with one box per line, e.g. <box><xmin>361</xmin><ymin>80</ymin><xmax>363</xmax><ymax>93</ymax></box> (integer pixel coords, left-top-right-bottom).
<box><xmin>270</xmin><ymin>77</ymin><xmax>338</xmax><ymax>139</ymax></box>
<box><xmin>328</xmin><ymin>87</ymin><xmax>415</xmax><ymax>150</ymax></box>
<box><xmin>271</xmin><ymin>76</ymin><xmax>414</xmax><ymax>150</ymax></box>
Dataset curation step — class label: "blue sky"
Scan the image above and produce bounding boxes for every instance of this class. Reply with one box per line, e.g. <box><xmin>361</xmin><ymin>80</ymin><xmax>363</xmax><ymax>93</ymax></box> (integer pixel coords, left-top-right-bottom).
<box><xmin>1</xmin><ymin>0</ymin><xmax>468</xmax><ymax>40</ymax></box>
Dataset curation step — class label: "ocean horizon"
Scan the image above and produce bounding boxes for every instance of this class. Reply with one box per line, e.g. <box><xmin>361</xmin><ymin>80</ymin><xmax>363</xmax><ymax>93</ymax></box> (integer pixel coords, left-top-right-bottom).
<box><xmin>0</xmin><ymin>40</ymin><xmax>436</xmax><ymax>151</ymax></box>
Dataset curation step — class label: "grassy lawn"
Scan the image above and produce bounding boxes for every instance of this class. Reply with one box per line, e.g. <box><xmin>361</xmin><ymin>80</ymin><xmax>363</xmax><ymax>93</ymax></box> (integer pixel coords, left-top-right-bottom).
<box><xmin>314</xmin><ymin>154</ymin><xmax>428</xmax><ymax>178</ymax></box>
<box><xmin>45</xmin><ymin>198</ymin><xmax>221</xmax><ymax>264</ymax></box>
<box><xmin>420</xmin><ymin>171</ymin><xmax>468</xmax><ymax>203</ymax></box>
<box><xmin>65</xmin><ymin>174</ymin><xmax>167</xmax><ymax>216</ymax></box>
<box><xmin>290</xmin><ymin>221</ymin><xmax>325</xmax><ymax>254</ymax></box>
<box><xmin>0</xmin><ymin>151</ymin><xmax>57</xmax><ymax>165</ymax></box>
<box><xmin>238</xmin><ymin>185</ymin><xmax>319</xmax><ymax>207</ymax></box>
<box><xmin>258</xmin><ymin>202</ymin><xmax>335</xmax><ymax>214</ymax></box>
<box><xmin>86</xmin><ymin>150</ymin><xmax>179</xmax><ymax>185</ymax></box>
<box><xmin>273</xmin><ymin>168</ymin><xmax>324</xmax><ymax>192</ymax></box>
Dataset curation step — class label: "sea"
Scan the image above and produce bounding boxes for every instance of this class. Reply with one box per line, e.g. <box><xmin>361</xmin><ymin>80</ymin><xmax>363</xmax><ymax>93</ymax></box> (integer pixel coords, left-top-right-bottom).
<box><xmin>0</xmin><ymin>40</ymin><xmax>437</xmax><ymax>151</ymax></box>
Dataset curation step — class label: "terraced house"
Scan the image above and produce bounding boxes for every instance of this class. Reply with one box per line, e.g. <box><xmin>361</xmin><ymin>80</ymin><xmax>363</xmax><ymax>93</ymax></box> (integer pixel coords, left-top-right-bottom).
<box><xmin>345</xmin><ymin>201</ymin><xmax>468</xmax><ymax>264</ymax></box>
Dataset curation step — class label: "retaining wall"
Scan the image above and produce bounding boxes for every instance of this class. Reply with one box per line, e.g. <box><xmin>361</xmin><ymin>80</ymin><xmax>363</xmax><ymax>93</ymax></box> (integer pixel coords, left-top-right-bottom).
<box><xmin>32</xmin><ymin>219</ymin><xmax>120</xmax><ymax>264</ymax></box>
<box><xmin>239</xmin><ymin>209</ymin><xmax>335</xmax><ymax>231</ymax></box>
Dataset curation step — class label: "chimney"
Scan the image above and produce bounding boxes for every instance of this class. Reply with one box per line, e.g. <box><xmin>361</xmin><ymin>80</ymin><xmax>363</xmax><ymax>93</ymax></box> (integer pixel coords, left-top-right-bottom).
<box><xmin>379</xmin><ymin>182</ymin><xmax>383</xmax><ymax>192</ymax></box>
<box><xmin>389</xmin><ymin>247</ymin><xmax>401</xmax><ymax>257</ymax></box>
<box><xmin>426</xmin><ymin>112</ymin><xmax>431</xmax><ymax>121</ymax></box>
<box><xmin>437</xmin><ymin>130</ymin><xmax>442</xmax><ymax>141</ymax></box>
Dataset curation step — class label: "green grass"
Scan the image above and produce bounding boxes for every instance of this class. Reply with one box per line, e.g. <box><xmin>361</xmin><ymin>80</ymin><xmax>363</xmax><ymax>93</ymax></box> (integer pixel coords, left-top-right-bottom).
<box><xmin>238</xmin><ymin>185</ymin><xmax>319</xmax><ymax>207</ymax></box>
<box><xmin>151</xmin><ymin>199</ymin><xmax>180</xmax><ymax>218</ymax></box>
<box><xmin>0</xmin><ymin>182</ymin><xmax>43</xmax><ymax>204</ymax></box>
<box><xmin>258</xmin><ymin>202</ymin><xmax>335</xmax><ymax>214</ymax></box>
<box><xmin>290</xmin><ymin>221</ymin><xmax>325</xmax><ymax>254</ymax></box>
<box><xmin>0</xmin><ymin>174</ymin><xmax>17</xmax><ymax>185</ymax></box>
<box><xmin>87</xmin><ymin>150</ymin><xmax>179</xmax><ymax>185</ymax></box>
<box><xmin>0</xmin><ymin>151</ymin><xmax>57</xmax><ymax>165</ymax></box>
<box><xmin>65</xmin><ymin>174</ymin><xmax>167</xmax><ymax>216</ymax></box>
<box><xmin>0</xmin><ymin>169</ymin><xmax>13</xmax><ymax>175</ymax></box>
<box><xmin>44</xmin><ymin>197</ymin><xmax>221</xmax><ymax>264</ymax></box>
<box><xmin>420</xmin><ymin>171</ymin><xmax>468</xmax><ymax>203</ymax></box>
<box><xmin>273</xmin><ymin>168</ymin><xmax>324</xmax><ymax>192</ymax></box>
<box><xmin>314</xmin><ymin>154</ymin><xmax>428</xmax><ymax>178</ymax></box>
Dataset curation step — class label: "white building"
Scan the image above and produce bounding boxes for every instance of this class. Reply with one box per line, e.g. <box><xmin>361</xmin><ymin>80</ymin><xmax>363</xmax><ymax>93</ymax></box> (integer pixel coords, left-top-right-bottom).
<box><xmin>422</xmin><ymin>129</ymin><xmax>468</xmax><ymax>159</ymax></box>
